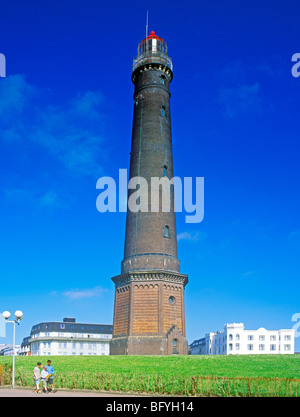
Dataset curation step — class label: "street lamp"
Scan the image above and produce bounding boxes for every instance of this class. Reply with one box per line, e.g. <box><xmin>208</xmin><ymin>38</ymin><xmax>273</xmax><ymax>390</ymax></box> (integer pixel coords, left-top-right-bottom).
<box><xmin>2</xmin><ymin>310</ymin><xmax>23</xmax><ymax>389</ymax></box>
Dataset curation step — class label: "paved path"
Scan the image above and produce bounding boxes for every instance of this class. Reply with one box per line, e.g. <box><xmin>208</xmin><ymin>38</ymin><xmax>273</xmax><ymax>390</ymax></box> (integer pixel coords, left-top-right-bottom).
<box><xmin>0</xmin><ymin>388</ymin><xmax>148</xmax><ymax>397</ymax></box>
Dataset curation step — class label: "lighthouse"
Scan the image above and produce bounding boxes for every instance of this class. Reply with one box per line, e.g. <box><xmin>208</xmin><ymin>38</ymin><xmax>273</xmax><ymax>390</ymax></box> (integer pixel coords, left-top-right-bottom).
<box><xmin>110</xmin><ymin>31</ymin><xmax>188</xmax><ymax>355</ymax></box>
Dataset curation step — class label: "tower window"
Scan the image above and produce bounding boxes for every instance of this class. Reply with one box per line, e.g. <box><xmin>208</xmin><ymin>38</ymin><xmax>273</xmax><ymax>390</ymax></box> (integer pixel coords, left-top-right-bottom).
<box><xmin>162</xmin><ymin>165</ymin><xmax>168</xmax><ymax>177</ymax></box>
<box><xmin>169</xmin><ymin>296</ymin><xmax>176</xmax><ymax>305</ymax></box>
<box><xmin>160</xmin><ymin>75</ymin><xmax>166</xmax><ymax>85</ymax></box>
<box><xmin>161</xmin><ymin>106</ymin><xmax>166</xmax><ymax>117</ymax></box>
<box><xmin>164</xmin><ymin>225</ymin><xmax>170</xmax><ymax>238</ymax></box>
<box><xmin>172</xmin><ymin>339</ymin><xmax>179</xmax><ymax>354</ymax></box>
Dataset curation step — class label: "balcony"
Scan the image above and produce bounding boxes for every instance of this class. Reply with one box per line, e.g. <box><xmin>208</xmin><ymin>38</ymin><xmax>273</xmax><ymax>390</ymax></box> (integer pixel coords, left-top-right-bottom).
<box><xmin>133</xmin><ymin>52</ymin><xmax>173</xmax><ymax>73</ymax></box>
<box><xmin>30</xmin><ymin>333</ymin><xmax>112</xmax><ymax>343</ymax></box>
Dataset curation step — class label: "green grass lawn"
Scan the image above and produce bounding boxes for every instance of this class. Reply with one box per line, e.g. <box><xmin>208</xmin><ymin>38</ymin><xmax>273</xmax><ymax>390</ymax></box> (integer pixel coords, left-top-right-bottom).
<box><xmin>1</xmin><ymin>355</ymin><xmax>299</xmax><ymax>396</ymax></box>
<box><xmin>1</xmin><ymin>354</ymin><xmax>299</xmax><ymax>378</ymax></box>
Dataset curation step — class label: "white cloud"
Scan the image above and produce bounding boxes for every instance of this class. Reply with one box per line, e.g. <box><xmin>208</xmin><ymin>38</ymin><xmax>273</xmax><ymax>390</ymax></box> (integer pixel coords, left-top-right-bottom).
<box><xmin>0</xmin><ymin>74</ymin><xmax>107</xmax><ymax>176</ymax></box>
<box><xmin>218</xmin><ymin>83</ymin><xmax>261</xmax><ymax>118</ymax></box>
<box><xmin>177</xmin><ymin>231</ymin><xmax>207</xmax><ymax>242</ymax></box>
<box><xmin>243</xmin><ymin>271</ymin><xmax>256</xmax><ymax>277</ymax></box>
<box><xmin>3</xmin><ymin>187</ymin><xmax>67</xmax><ymax>209</ymax></box>
<box><xmin>39</xmin><ymin>191</ymin><xmax>61</xmax><ymax>207</ymax></box>
<box><xmin>63</xmin><ymin>286</ymin><xmax>107</xmax><ymax>300</ymax></box>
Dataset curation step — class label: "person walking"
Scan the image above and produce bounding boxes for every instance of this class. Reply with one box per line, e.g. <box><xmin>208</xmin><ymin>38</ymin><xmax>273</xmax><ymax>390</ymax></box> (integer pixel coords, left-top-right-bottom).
<box><xmin>46</xmin><ymin>359</ymin><xmax>57</xmax><ymax>393</ymax></box>
<box><xmin>33</xmin><ymin>362</ymin><xmax>42</xmax><ymax>393</ymax></box>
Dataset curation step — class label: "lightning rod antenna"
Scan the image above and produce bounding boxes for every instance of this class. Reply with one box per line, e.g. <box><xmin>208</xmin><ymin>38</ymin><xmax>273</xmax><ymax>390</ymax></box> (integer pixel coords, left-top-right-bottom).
<box><xmin>146</xmin><ymin>10</ymin><xmax>149</xmax><ymax>39</ymax></box>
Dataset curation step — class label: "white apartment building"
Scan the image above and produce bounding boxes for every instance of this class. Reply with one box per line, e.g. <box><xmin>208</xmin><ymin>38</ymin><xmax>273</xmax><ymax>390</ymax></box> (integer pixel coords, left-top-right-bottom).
<box><xmin>0</xmin><ymin>344</ymin><xmax>21</xmax><ymax>356</ymax></box>
<box><xmin>189</xmin><ymin>323</ymin><xmax>295</xmax><ymax>355</ymax></box>
<box><xmin>19</xmin><ymin>318</ymin><xmax>113</xmax><ymax>356</ymax></box>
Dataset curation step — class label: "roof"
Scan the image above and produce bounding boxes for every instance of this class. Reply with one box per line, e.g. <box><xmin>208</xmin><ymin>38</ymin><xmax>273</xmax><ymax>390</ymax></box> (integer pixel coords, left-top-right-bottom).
<box><xmin>189</xmin><ymin>338</ymin><xmax>206</xmax><ymax>348</ymax></box>
<box><xmin>21</xmin><ymin>336</ymin><xmax>31</xmax><ymax>347</ymax></box>
<box><xmin>30</xmin><ymin>321</ymin><xmax>113</xmax><ymax>335</ymax></box>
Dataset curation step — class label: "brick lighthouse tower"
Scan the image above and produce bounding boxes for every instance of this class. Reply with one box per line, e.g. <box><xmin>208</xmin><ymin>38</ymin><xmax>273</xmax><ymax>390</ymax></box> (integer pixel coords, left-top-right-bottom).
<box><xmin>110</xmin><ymin>30</ymin><xmax>188</xmax><ymax>355</ymax></box>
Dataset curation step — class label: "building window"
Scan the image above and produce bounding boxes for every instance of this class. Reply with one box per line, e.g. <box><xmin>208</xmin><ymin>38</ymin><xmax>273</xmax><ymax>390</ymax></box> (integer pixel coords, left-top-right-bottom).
<box><xmin>259</xmin><ymin>344</ymin><xmax>265</xmax><ymax>351</ymax></box>
<box><xmin>161</xmin><ymin>106</ymin><xmax>166</xmax><ymax>117</ymax></box>
<box><xmin>236</xmin><ymin>334</ymin><xmax>240</xmax><ymax>340</ymax></box>
<box><xmin>236</xmin><ymin>343</ymin><xmax>240</xmax><ymax>350</ymax></box>
<box><xmin>248</xmin><ymin>335</ymin><xmax>254</xmax><ymax>341</ymax></box>
<box><xmin>248</xmin><ymin>344</ymin><xmax>253</xmax><ymax>351</ymax></box>
<box><xmin>160</xmin><ymin>75</ymin><xmax>166</xmax><ymax>85</ymax></box>
<box><xmin>60</xmin><ymin>324</ymin><xmax>65</xmax><ymax>330</ymax></box>
<box><xmin>229</xmin><ymin>343</ymin><xmax>233</xmax><ymax>351</ymax></box>
<box><xmin>284</xmin><ymin>335</ymin><xmax>291</xmax><ymax>341</ymax></box>
<box><xmin>270</xmin><ymin>335</ymin><xmax>276</xmax><ymax>341</ymax></box>
<box><xmin>270</xmin><ymin>344</ymin><xmax>276</xmax><ymax>351</ymax></box>
<box><xmin>259</xmin><ymin>335</ymin><xmax>265</xmax><ymax>341</ymax></box>
<box><xmin>284</xmin><ymin>344</ymin><xmax>291</xmax><ymax>351</ymax></box>
<box><xmin>163</xmin><ymin>165</ymin><xmax>168</xmax><ymax>177</ymax></box>
<box><xmin>228</xmin><ymin>334</ymin><xmax>233</xmax><ymax>341</ymax></box>
<box><xmin>164</xmin><ymin>225</ymin><xmax>170</xmax><ymax>238</ymax></box>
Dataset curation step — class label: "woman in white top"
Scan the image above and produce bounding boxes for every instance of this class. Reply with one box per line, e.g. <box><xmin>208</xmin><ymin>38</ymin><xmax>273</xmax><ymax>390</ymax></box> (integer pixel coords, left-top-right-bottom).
<box><xmin>41</xmin><ymin>365</ymin><xmax>49</xmax><ymax>393</ymax></box>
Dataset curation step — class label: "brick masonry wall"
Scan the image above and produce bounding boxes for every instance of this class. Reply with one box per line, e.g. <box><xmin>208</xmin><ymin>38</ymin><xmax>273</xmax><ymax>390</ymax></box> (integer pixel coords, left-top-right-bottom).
<box><xmin>113</xmin><ymin>285</ymin><xmax>130</xmax><ymax>336</ymax></box>
<box><xmin>162</xmin><ymin>284</ymin><xmax>183</xmax><ymax>334</ymax></box>
<box><xmin>123</xmin><ymin>67</ymin><xmax>179</xmax><ymax>272</ymax></box>
<box><xmin>132</xmin><ymin>284</ymin><xmax>159</xmax><ymax>334</ymax></box>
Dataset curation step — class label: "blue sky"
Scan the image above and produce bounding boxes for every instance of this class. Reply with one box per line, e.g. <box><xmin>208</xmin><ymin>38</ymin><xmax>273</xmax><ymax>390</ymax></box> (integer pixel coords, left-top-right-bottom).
<box><xmin>0</xmin><ymin>0</ymin><xmax>300</xmax><ymax>351</ymax></box>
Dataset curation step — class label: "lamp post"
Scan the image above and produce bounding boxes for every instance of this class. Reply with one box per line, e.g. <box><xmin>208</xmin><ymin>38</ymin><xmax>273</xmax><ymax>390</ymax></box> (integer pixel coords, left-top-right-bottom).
<box><xmin>2</xmin><ymin>310</ymin><xmax>23</xmax><ymax>389</ymax></box>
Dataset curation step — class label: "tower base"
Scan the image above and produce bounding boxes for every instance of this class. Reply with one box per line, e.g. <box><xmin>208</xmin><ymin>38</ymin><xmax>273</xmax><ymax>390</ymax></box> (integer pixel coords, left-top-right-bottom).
<box><xmin>110</xmin><ymin>270</ymin><xmax>188</xmax><ymax>356</ymax></box>
<box><xmin>110</xmin><ymin>326</ymin><xmax>188</xmax><ymax>355</ymax></box>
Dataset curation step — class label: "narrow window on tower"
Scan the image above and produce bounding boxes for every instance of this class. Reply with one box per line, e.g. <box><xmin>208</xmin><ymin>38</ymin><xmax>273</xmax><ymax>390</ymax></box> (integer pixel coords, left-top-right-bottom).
<box><xmin>164</xmin><ymin>225</ymin><xmax>170</xmax><ymax>238</ymax></box>
<box><xmin>160</xmin><ymin>75</ymin><xmax>166</xmax><ymax>85</ymax></box>
<box><xmin>161</xmin><ymin>106</ymin><xmax>166</xmax><ymax>117</ymax></box>
<box><xmin>162</xmin><ymin>165</ymin><xmax>168</xmax><ymax>177</ymax></box>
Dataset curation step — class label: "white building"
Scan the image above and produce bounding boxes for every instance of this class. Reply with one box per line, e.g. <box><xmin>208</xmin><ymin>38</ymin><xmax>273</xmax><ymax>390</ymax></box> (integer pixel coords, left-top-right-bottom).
<box><xmin>0</xmin><ymin>344</ymin><xmax>21</xmax><ymax>356</ymax></box>
<box><xmin>189</xmin><ymin>323</ymin><xmax>295</xmax><ymax>355</ymax></box>
<box><xmin>19</xmin><ymin>318</ymin><xmax>113</xmax><ymax>356</ymax></box>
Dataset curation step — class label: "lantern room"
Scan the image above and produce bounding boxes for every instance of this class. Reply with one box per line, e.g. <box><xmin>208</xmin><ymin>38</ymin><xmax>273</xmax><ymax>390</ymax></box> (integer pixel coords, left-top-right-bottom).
<box><xmin>132</xmin><ymin>30</ymin><xmax>173</xmax><ymax>73</ymax></box>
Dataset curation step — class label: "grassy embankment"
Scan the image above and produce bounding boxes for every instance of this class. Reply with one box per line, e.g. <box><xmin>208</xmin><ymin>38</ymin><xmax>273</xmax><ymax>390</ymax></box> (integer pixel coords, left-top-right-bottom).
<box><xmin>0</xmin><ymin>354</ymin><xmax>299</xmax><ymax>396</ymax></box>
